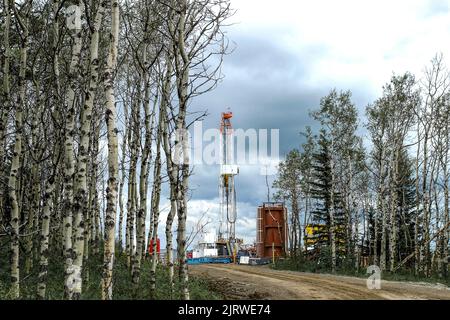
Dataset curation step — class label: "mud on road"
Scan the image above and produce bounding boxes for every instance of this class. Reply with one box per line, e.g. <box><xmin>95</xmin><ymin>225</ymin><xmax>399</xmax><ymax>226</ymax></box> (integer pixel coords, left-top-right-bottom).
<box><xmin>189</xmin><ymin>263</ymin><xmax>450</xmax><ymax>300</ymax></box>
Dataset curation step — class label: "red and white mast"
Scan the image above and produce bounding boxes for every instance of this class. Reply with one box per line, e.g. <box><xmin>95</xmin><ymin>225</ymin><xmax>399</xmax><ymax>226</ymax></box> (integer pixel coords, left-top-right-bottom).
<box><xmin>219</xmin><ymin>111</ymin><xmax>238</xmax><ymax>240</ymax></box>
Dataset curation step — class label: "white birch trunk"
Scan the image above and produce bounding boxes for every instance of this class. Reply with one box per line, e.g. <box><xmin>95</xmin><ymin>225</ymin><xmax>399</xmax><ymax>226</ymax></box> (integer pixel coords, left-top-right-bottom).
<box><xmin>37</xmin><ymin>173</ymin><xmax>56</xmax><ymax>299</ymax></box>
<box><xmin>174</xmin><ymin>0</ymin><xmax>191</xmax><ymax>299</ymax></box>
<box><xmin>63</xmin><ymin>6</ymin><xmax>83</xmax><ymax>298</ymax></box>
<box><xmin>161</xmin><ymin>76</ymin><xmax>177</xmax><ymax>296</ymax></box>
<box><xmin>0</xmin><ymin>0</ymin><xmax>11</xmax><ymax>214</ymax></box>
<box><xmin>118</xmin><ymin>103</ymin><xmax>129</xmax><ymax>251</ymax></box>
<box><xmin>150</xmin><ymin>107</ymin><xmax>163</xmax><ymax>296</ymax></box>
<box><xmin>329</xmin><ymin>138</ymin><xmax>337</xmax><ymax>274</ymax></box>
<box><xmin>72</xmin><ymin>0</ymin><xmax>107</xmax><ymax>298</ymax></box>
<box><xmin>101</xmin><ymin>0</ymin><xmax>120</xmax><ymax>300</ymax></box>
<box><xmin>9</xmin><ymin>19</ymin><xmax>27</xmax><ymax>300</ymax></box>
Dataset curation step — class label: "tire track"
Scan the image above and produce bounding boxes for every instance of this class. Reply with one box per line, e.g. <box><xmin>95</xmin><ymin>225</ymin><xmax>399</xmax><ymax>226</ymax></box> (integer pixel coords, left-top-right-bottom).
<box><xmin>200</xmin><ymin>264</ymin><xmax>381</xmax><ymax>299</ymax></box>
<box><xmin>189</xmin><ymin>264</ymin><xmax>450</xmax><ymax>300</ymax></box>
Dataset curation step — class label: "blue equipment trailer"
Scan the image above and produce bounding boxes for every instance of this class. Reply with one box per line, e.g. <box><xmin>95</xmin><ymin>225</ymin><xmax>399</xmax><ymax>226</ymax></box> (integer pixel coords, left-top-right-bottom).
<box><xmin>187</xmin><ymin>257</ymin><xmax>232</xmax><ymax>265</ymax></box>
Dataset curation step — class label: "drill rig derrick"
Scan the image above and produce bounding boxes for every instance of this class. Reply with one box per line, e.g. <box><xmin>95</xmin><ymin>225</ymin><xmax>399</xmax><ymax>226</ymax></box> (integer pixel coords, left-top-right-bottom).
<box><xmin>218</xmin><ymin>111</ymin><xmax>239</xmax><ymax>242</ymax></box>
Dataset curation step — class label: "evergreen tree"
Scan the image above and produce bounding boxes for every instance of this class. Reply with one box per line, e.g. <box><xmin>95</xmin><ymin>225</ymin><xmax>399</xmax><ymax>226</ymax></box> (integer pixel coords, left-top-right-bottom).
<box><xmin>311</xmin><ymin>89</ymin><xmax>362</xmax><ymax>271</ymax></box>
<box><xmin>310</xmin><ymin>130</ymin><xmax>346</xmax><ymax>265</ymax></box>
<box><xmin>394</xmin><ymin>148</ymin><xmax>418</xmax><ymax>264</ymax></box>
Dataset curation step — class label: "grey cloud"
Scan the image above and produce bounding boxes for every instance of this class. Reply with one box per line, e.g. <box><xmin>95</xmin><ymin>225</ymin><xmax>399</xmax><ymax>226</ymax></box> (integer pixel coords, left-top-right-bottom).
<box><xmin>191</xmin><ymin>33</ymin><xmax>330</xmax><ymax>155</ymax></box>
<box><xmin>189</xmin><ymin>164</ymin><xmax>269</xmax><ymax>207</ymax></box>
<box><xmin>187</xmin><ymin>29</ymin><xmax>376</xmax><ymax>207</ymax></box>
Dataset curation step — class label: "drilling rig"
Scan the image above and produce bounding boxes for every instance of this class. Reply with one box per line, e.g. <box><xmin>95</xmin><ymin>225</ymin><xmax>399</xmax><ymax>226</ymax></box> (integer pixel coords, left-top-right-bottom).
<box><xmin>218</xmin><ymin>111</ymin><xmax>239</xmax><ymax>244</ymax></box>
<box><xmin>186</xmin><ymin>111</ymin><xmax>251</xmax><ymax>265</ymax></box>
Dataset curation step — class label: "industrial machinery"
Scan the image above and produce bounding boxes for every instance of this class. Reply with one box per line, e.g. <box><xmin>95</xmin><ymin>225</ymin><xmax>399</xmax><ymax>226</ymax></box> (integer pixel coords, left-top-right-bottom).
<box><xmin>187</xmin><ymin>113</ymin><xmax>288</xmax><ymax>266</ymax></box>
<box><xmin>218</xmin><ymin>111</ymin><xmax>239</xmax><ymax>242</ymax></box>
<box><xmin>187</xmin><ymin>229</ymin><xmax>232</xmax><ymax>265</ymax></box>
<box><xmin>256</xmin><ymin>202</ymin><xmax>288</xmax><ymax>259</ymax></box>
<box><xmin>305</xmin><ymin>224</ymin><xmax>328</xmax><ymax>247</ymax></box>
<box><xmin>187</xmin><ymin>111</ymin><xmax>241</xmax><ymax>265</ymax></box>
<box><xmin>304</xmin><ymin>223</ymin><xmax>347</xmax><ymax>255</ymax></box>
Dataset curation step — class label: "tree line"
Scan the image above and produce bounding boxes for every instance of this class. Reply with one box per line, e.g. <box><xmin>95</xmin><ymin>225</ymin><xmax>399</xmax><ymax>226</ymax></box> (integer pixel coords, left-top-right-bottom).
<box><xmin>0</xmin><ymin>0</ymin><xmax>233</xmax><ymax>299</ymax></box>
<box><xmin>274</xmin><ymin>55</ymin><xmax>449</xmax><ymax>279</ymax></box>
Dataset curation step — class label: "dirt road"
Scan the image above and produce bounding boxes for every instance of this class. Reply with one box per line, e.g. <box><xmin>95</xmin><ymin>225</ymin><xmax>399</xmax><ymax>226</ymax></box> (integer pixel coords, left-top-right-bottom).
<box><xmin>189</xmin><ymin>264</ymin><xmax>450</xmax><ymax>300</ymax></box>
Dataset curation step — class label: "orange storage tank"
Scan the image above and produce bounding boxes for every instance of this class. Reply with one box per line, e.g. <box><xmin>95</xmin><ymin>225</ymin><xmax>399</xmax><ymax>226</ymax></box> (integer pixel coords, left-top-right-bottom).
<box><xmin>256</xmin><ymin>202</ymin><xmax>288</xmax><ymax>258</ymax></box>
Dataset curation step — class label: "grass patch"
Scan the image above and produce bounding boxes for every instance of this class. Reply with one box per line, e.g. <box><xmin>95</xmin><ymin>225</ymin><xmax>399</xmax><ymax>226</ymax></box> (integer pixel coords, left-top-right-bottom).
<box><xmin>272</xmin><ymin>256</ymin><xmax>450</xmax><ymax>287</ymax></box>
<box><xmin>0</xmin><ymin>241</ymin><xmax>220</xmax><ymax>300</ymax></box>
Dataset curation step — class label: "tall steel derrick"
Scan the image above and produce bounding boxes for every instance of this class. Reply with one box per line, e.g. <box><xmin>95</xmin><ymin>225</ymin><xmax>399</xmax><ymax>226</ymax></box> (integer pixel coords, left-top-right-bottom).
<box><xmin>219</xmin><ymin>111</ymin><xmax>239</xmax><ymax>241</ymax></box>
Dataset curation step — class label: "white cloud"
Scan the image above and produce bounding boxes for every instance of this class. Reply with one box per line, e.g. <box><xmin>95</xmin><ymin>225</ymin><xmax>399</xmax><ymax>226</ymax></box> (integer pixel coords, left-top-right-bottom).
<box><xmin>230</xmin><ymin>0</ymin><xmax>450</xmax><ymax>95</ymax></box>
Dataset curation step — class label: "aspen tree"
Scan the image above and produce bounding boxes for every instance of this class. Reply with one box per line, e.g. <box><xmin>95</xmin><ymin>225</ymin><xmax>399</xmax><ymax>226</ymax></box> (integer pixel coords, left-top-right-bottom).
<box><xmin>0</xmin><ymin>0</ymin><xmax>236</xmax><ymax>300</ymax></box>
<box><xmin>88</xmin><ymin>111</ymin><xmax>101</xmax><ymax>257</ymax></box>
<box><xmin>159</xmin><ymin>0</ymin><xmax>233</xmax><ymax>298</ymax></box>
<box><xmin>8</xmin><ymin>0</ymin><xmax>30</xmax><ymax>298</ymax></box>
<box><xmin>126</xmin><ymin>94</ymin><xmax>140</xmax><ymax>268</ymax></box>
<box><xmin>300</xmin><ymin>127</ymin><xmax>315</xmax><ymax>253</ymax></box>
<box><xmin>85</xmin><ymin>5</ymin><xmax>108</xmax><ymax>284</ymax></box>
<box><xmin>63</xmin><ymin>0</ymin><xmax>84</xmax><ymax>299</ymax></box>
<box><xmin>101</xmin><ymin>0</ymin><xmax>120</xmax><ymax>300</ymax></box>
<box><xmin>367</xmin><ymin>74</ymin><xmax>419</xmax><ymax>272</ymax></box>
<box><xmin>273</xmin><ymin>150</ymin><xmax>302</xmax><ymax>256</ymax></box>
<box><xmin>37</xmin><ymin>153</ymin><xmax>59</xmax><ymax>299</ymax></box>
<box><xmin>155</xmin><ymin>5</ymin><xmax>178</xmax><ymax>295</ymax></box>
<box><xmin>427</xmin><ymin>56</ymin><xmax>450</xmax><ymax>277</ymax></box>
<box><xmin>149</xmin><ymin>99</ymin><xmax>163</xmax><ymax>297</ymax></box>
<box><xmin>124</xmin><ymin>74</ymin><xmax>142</xmax><ymax>268</ymax></box>
<box><xmin>24</xmin><ymin>83</ymin><xmax>39</xmax><ymax>275</ymax></box>
<box><xmin>329</xmin><ymin>140</ymin><xmax>337</xmax><ymax>273</ymax></box>
<box><xmin>133</xmin><ymin>79</ymin><xmax>156</xmax><ymax>286</ymax></box>
<box><xmin>419</xmin><ymin>71</ymin><xmax>432</xmax><ymax>276</ymax></box>
<box><xmin>173</xmin><ymin>0</ymin><xmax>191</xmax><ymax>299</ymax></box>
<box><xmin>50</xmin><ymin>0</ymin><xmax>63</xmax><ymax>256</ymax></box>
<box><xmin>83</xmin><ymin>127</ymin><xmax>93</xmax><ymax>284</ymax></box>
<box><xmin>136</xmin><ymin>3</ymin><xmax>159</xmax><ymax>265</ymax></box>
<box><xmin>72</xmin><ymin>0</ymin><xmax>107</xmax><ymax>298</ymax></box>
<box><xmin>128</xmin><ymin>78</ymin><xmax>143</xmax><ymax>278</ymax></box>
<box><xmin>118</xmin><ymin>102</ymin><xmax>129</xmax><ymax>251</ymax></box>
<box><xmin>441</xmin><ymin>99</ymin><xmax>450</xmax><ymax>278</ymax></box>
<box><xmin>412</xmin><ymin>56</ymin><xmax>449</xmax><ymax>276</ymax></box>
<box><xmin>388</xmin><ymin>82</ymin><xmax>417</xmax><ymax>273</ymax></box>
<box><xmin>414</xmin><ymin>108</ymin><xmax>422</xmax><ymax>275</ymax></box>
<box><xmin>0</xmin><ymin>0</ymin><xmax>11</xmax><ymax>215</ymax></box>
<box><xmin>123</xmin><ymin>96</ymin><xmax>133</xmax><ymax>258</ymax></box>
<box><xmin>36</xmin><ymin>176</ymin><xmax>55</xmax><ymax>299</ymax></box>
<box><xmin>160</xmin><ymin>51</ymin><xmax>177</xmax><ymax>295</ymax></box>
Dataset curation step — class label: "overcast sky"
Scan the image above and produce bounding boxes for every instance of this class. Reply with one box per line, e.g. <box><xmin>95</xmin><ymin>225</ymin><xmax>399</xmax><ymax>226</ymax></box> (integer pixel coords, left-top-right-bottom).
<box><xmin>156</xmin><ymin>0</ymin><xmax>450</xmax><ymax>248</ymax></box>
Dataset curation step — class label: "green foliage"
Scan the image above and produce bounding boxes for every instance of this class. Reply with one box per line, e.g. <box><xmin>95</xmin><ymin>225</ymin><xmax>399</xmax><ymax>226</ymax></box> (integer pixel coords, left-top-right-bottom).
<box><xmin>394</xmin><ymin>148</ymin><xmax>419</xmax><ymax>260</ymax></box>
<box><xmin>0</xmin><ymin>282</ymin><xmax>13</xmax><ymax>299</ymax></box>
<box><xmin>310</xmin><ymin>130</ymin><xmax>346</xmax><ymax>250</ymax></box>
<box><xmin>273</xmin><ymin>149</ymin><xmax>303</xmax><ymax>252</ymax></box>
<box><xmin>111</xmin><ymin>253</ymin><xmax>221</xmax><ymax>300</ymax></box>
<box><xmin>273</xmin><ymin>257</ymin><xmax>450</xmax><ymax>286</ymax></box>
<box><xmin>274</xmin><ymin>83</ymin><xmax>447</xmax><ymax>281</ymax></box>
<box><xmin>274</xmin><ymin>254</ymin><xmax>333</xmax><ymax>274</ymax></box>
<box><xmin>273</xmin><ymin>148</ymin><xmax>302</xmax><ymax>203</ymax></box>
<box><xmin>0</xmin><ymin>241</ymin><xmax>219</xmax><ymax>300</ymax></box>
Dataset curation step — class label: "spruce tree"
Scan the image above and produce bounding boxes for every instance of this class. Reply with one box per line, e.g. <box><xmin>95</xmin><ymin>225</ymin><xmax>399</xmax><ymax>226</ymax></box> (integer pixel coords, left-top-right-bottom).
<box><xmin>310</xmin><ymin>130</ymin><xmax>346</xmax><ymax>267</ymax></box>
<box><xmin>394</xmin><ymin>148</ymin><xmax>418</xmax><ymax>264</ymax></box>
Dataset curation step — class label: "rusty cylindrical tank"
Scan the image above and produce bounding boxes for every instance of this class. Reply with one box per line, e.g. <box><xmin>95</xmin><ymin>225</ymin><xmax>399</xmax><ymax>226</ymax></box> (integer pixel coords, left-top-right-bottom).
<box><xmin>256</xmin><ymin>202</ymin><xmax>288</xmax><ymax>258</ymax></box>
